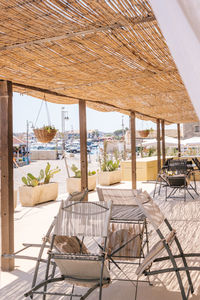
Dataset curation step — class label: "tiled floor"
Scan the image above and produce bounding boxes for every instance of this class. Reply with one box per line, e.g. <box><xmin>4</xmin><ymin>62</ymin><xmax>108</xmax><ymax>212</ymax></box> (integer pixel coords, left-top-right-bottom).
<box><xmin>1</xmin><ymin>179</ymin><xmax>200</xmax><ymax>299</ymax></box>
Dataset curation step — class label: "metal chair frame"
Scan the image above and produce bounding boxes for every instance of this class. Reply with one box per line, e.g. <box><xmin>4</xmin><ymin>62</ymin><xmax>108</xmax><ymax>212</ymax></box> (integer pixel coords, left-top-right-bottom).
<box><xmin>24</xmin><ymin>199</ymin><xmax>112</xmax><ymax>300</ymax></box>
<box><xmin>96</xmin><ymin>188</ymin><xmax>151</xmax><ymax>289</ymax></box>
<box><xmin>135</xmin><ymin>192</ymin><xmax>200</xmax><ymax>300</ymax></box>
<box><xmin>154</xmin><ymin>158</ymin><xmax>199</xmax><ymax>199</ymax></box>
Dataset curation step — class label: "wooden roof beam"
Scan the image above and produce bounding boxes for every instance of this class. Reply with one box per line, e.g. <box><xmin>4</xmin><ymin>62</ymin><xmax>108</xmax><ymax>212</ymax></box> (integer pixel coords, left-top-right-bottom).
<box><xmin>0</xmin><ymin>15</ymin><xmax>155</xmax><ymax>51</ymax></box>
<box><xmin>13</xmin><ymin>81</ymin><xmax>172</xmax><ymax>124</ymax></box>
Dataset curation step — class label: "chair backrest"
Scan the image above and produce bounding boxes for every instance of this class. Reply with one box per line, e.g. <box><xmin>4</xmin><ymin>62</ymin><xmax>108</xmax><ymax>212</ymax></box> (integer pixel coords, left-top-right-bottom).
<box><xmin>168</xmin><ymin>159</ymin><xmax>188</xmax><ymax>174</ymax></box>
<box><xmin>97</xmin><ymin>188</ymin><xmax>142</xmax><ymax>205</ymax></box>
<box><xmin>134</xmin><ymin>191</ymin><xmax>165</xmax><ymax>230</ymax></box>
<box><xmin>54</xmin><ymin>200</ymin><xmax>112</xmax><ymax>237</ymax></box>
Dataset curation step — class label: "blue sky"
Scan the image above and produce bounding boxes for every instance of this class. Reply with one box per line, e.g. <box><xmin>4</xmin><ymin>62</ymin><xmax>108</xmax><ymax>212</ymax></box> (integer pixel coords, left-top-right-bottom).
<box><xmin>13</xmin><ymin>92</ymin><xmax>174</xmax><ymax>133</ymax></box>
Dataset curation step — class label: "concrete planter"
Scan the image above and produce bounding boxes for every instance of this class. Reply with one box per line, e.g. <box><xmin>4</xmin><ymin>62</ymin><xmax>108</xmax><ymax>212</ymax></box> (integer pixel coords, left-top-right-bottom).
<box><xmin>19</xmin><ymin>182</ymin><xmax>58</xmax><ymax>207</ymax></box>
<box><xmin>98</xmin><ymin>169</ymin><xmax>121</xmax><ymax>186</ymax></box>
<box><xmin>66</xmin><ymin>175</ymin><xmax>97</xmax><ymax>194</ymax></box>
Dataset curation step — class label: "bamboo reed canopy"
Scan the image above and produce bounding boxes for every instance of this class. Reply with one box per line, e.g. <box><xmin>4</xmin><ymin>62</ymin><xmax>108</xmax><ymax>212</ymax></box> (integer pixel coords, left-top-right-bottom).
<box><xmin>0</xmin><ymin>0</ymin><xmax>197</xmax><ymax>123</ymax></box>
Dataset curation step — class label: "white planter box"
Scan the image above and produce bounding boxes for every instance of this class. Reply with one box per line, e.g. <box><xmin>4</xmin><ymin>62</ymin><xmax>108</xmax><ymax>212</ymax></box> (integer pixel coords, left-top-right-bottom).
<box><xmin>19</xmin><ymin>182</ymin><xmax>58</xmax><ymax>207</ymax></box>
<box><xmin>98</xmin><ymin>169</ymin><xmax>121</xmax><ymax>186</ymax></box>
<box><xmin>66</xmin><ymin>175</ymin><xmax>97</xmax><ymax>194</ymax></box>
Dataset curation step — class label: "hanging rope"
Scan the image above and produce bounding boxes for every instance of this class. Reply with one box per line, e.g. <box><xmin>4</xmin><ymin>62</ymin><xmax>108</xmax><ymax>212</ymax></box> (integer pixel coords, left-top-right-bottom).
<box><xmin>34</xmin><ymin>94</ymin><xmax>51</xmax><ymax>128</ymax></box>
<box><xmin>45</xmin><ymin>95</ymin><xmax>51</xmax><ymax>126</ymax></box>
<box><xmin>34</xmin><ymin>100</ymin><xmax>44</xmax><ymax>128</ymax></box>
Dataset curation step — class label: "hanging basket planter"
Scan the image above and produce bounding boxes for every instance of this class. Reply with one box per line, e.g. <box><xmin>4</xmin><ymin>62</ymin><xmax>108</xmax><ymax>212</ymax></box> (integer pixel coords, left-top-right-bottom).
<box><xmin>138</xmin><ymin>130</ymin><xmax>150</xmax><ymax>138</ymax></box>
<box><xmin>34</xmin><ymin>127</ymin><xmax>57</xmax><ymax>143</ymax></box>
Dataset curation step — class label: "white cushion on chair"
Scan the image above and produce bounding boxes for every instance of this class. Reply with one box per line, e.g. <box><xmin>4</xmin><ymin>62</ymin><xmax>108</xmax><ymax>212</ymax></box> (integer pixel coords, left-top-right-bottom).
<box><xmin>136</xmin><ymin>230</ymin><xmax>176</xmax><ymax>276</ymax></box>
<box><xmin>54</xmin><ymin>258</ymin><xmax>110</xmax><ymax>287</ymax></box>
<box><xmin>107</xmin><ymin>223</ymin><xmax>144</xmax><ymax>260</ymax></box>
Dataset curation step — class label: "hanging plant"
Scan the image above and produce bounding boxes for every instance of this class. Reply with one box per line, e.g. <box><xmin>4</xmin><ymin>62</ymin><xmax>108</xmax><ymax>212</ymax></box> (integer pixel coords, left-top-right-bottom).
<box><xmin>138</xmin><ymin>129</ymin><xmax>150</xmax><ymax>138</ymax></box>
<box><xmin>33</xmin><ymin>95</ymin><xmax>57</xmax><ymax>143</ymax></box>
<box><xmin>34</xmin><ymin>125</ymin><xmax>57</xmax><ymax>143</ymax></box>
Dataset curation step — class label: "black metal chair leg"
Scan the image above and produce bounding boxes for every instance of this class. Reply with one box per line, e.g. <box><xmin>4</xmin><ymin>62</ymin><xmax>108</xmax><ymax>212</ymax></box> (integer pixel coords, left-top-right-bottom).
<box><xmin>42</xmin><ymin>235</ymin><xmax>55</xmax><ymax>300</ymax></box>
<box><xmin>70</xmin><ymin>285</ymin><xmax>75</xmax><ymax>300</ymax></box>
<box><xmin>99</xmin><ymin>237</ymin><xmax>107</xmax><ymax>300</ymax></box>
<box><xmin>80</xmin><ymin>283</ymin><xmax>100</xmax><ymax>300</ymax></box>
<box><xmin>186</xmin><ymin>188</ymin><xmax>194</xmax><ymax>199</ymax></box>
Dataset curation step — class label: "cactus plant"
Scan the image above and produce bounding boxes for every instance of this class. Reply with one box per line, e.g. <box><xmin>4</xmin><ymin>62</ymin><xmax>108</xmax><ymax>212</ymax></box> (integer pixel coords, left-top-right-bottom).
<box><xmin>71</xmin><ymin>164</ymin><xmax>81</xmax><ymax>178</ymax></box>
<box><xmin>44</xmin><ymin>162</ymin><xmax>61</xmax><ymax>184</ymax></box>
<box><xmin>71</xmin><ymin>164</ymin><xmax>96</xmax><ymax>178</ymax></box>
<box><xmin>88</xmin><ymin>170</ymin><xmax>96</xmax><ymax>176</ymax></box>
<box><xmin>22</xmin><ymin>173</ymin><xmax>40</xmax><ymax>187</ymax></box>
<box><xmin>100</xmin><ymin>140</ymin><xmax>120</xmax><ymax>172</ymax></box>
<box><xmin>21</xmin><ymin>162</ymin><xmax>60</xmax><ymax>186</ymax></box>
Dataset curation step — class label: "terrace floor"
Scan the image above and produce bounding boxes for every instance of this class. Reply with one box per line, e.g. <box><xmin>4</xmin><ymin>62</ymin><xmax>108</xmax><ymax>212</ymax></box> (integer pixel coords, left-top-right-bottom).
<box><xmin>1</xmin><ymin>161</ymin><xmax>200</xmax><ymax>299</ymax></box>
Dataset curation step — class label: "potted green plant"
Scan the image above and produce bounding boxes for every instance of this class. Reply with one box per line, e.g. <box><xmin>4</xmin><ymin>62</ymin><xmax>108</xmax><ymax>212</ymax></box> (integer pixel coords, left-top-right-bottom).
<box><xmin>98</xmin><ymin>141</ymin><xmax>121</xmax><ymax>186</ymax></box>
<box><xmin>66</xmin><ymin>164</ymin><xmax>97</xmax><ymax>193</ymax></box>
<box><xmin>34</xmin><ymin>125</ymin><xmax>57</xmax><ymax>143</ymax></box>
<box><xmin>19</xmin><ymin>162</ymin><xmax>60</xmax><ymax>206</ymax></box>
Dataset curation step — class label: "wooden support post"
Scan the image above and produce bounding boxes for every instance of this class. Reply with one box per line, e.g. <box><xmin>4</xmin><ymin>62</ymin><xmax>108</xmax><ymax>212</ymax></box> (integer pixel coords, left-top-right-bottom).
<box><xmin>79</xmin><ymin>100</ymin><xmax>88</xmax><ymax>199</ymax></box>
<box><xmin>161</xmin><ymin>120</ymin><xmax>166</xmax><ymax>165</ymax></box>
<box><xmin>0</xmin><ymin>80</ymin><xmax>14</xmax><ymax>271</ymax></box>
<box><xmin>157</xmin><ymin>119</ymin><xmax>161</xmax><ymax>173</ymax></box>
<box><xmin>130</xmin><ymin>112</ymin><xmax>136</xmax><ymax>189</ymax></box>
<box><xmin>177</xmin><ymin>123</ymin><xmax>181</xmax><ymax>157</ymax></box>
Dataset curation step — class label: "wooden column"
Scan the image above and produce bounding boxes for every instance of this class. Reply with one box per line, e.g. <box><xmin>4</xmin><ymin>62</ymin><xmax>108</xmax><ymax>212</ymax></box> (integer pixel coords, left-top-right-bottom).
<box><xmin>130</xmin><ymin>112</ymin><xmax>136</xmax><ymax>189</ymax></box>
<box><xmin>161</xmin><ymin>120</ymin><xmax>166</xmax><ymax>165</ymax></box>
<box><xmin>177</xmin><ymin>123</ymin><xmax>181</xmax><ymax>157</ymax></box>
<box><xmin>0</xmin><ymin>80</ymin><xmax>14</xmax><ymax>271</ymax></box>
<box><xmin>157</xmin><ymin>119</ymin><xmax>161</xmax><ymax>173</ymax></box>
<box><xmin>79</xmin><ymin>100</ymin><xmax>88</xmax><ymax>199</ymax></box>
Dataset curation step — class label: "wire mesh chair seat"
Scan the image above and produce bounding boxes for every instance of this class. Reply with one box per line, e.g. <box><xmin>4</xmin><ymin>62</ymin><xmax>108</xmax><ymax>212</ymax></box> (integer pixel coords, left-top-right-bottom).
<box><xmin>134</xmin><ymin>191</ymin><xmax>200</xmax><ymax>300</ymax></box>
<box><xmin>25</xmin><ymin>197</ymin><xmax>112</xmax><ymax>300</ymax></box>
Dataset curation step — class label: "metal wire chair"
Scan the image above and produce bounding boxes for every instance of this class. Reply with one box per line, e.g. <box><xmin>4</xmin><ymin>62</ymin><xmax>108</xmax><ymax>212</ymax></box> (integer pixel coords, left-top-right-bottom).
<box><xmin>24</xmin><ymin>197</ymin><xmax>112</xmax><ymax>300</ymax></box>
<box><xmin>134</xmin><ymin>191</ymin><xmax>200</xmax><ymax>300</ymax></box>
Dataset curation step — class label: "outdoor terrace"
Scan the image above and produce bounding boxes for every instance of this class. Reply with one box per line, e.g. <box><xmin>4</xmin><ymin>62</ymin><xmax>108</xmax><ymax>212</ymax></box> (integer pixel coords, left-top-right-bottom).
<box><xmin>1</xmin><ymin>160</ymin><xmax>200</xmax><ymax>299</ymax></box>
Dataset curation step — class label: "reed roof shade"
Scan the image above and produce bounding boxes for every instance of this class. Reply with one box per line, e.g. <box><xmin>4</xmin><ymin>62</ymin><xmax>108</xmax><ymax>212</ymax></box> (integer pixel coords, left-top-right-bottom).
<box><xmin>0</xmin><ymin>0</ymin><xmax>197</xmax><ymax>123</ymax></box>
